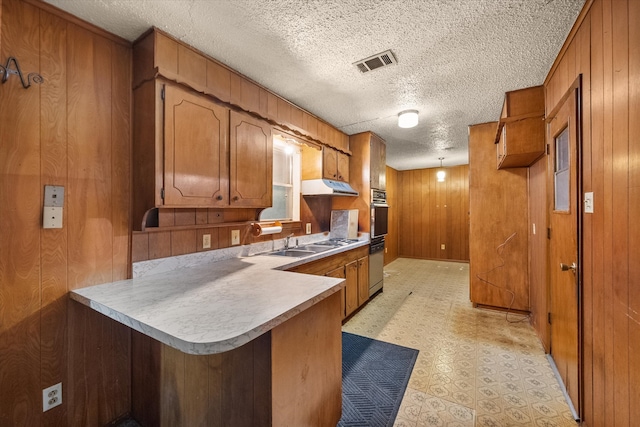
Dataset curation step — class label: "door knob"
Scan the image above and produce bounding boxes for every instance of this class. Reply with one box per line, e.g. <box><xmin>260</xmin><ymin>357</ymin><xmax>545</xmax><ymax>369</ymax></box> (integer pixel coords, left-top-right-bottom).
<box><xmin>560</xmin><ymin>262</ymin><xmax>577</xmax><ymax>272</ymax></box>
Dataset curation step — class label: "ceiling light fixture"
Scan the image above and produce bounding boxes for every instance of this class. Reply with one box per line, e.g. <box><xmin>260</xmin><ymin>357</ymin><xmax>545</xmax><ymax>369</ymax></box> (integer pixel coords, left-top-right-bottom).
<box><xmin>398</xmin><ymin>110</ymin><xmax>418</xmax><ymax>128</ymax></box>
<box><xmin>437</xmin><ymin>157</ymin><xmax>446</xmax><ymax>182</ymax></box>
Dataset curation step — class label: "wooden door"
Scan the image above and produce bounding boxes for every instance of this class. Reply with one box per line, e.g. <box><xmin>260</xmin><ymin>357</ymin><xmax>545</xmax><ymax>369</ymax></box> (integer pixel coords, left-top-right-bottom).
<box><xmin>326</xmin><ymin>267</ymin><xmax>346</xmax><ymax>319</ymax></box>
<box><xmin>322</xmin><ymin>148</ymin><xmax>338</xmax><ymax>180</ymax></box>
<box><xmin>336</xmin><ymin>151</ymin><xmax>350</xmax><ymax>183</ymax></box>
<box><xmin>547</xmin><ymin>83</ymin><xmax>581</xmax><ymax>418</ymax></box>
<box><xmin>229</xmin><ymin>111</ymin><xmax>272</xmax><ymax>207</ymax></box>
<box><xmin>357</xmin><ymin>256</ymin><xmax>369</xmax><ymax>306</ymax></box>
<box><xmin>344</xmin><ymin>261</ymin><xmax>359</xmax><ymax>317</ymax></box>
<box><xmin>163</xmin><ymin>84</ymin><xmax>229</xmax><ymax>207</ymax></box>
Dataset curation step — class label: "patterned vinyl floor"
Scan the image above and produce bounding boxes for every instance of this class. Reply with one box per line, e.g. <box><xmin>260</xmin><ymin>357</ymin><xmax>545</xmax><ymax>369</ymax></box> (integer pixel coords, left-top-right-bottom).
<box><xmin>342</xmin><ymin>258</ymin><xmax>578</xmax><ymax>427</ymax></box>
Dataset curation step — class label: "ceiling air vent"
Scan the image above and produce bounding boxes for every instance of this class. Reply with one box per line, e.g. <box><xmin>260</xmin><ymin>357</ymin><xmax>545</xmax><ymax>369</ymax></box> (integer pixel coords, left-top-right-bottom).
<box><xmin>354</xmin><ymin>50</ymin><xmax>397</xmax><ymax>73</ymax></box>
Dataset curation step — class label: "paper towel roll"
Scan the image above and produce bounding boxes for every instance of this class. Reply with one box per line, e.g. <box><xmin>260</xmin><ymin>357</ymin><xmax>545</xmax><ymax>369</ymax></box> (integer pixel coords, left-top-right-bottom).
<box><xmin>251</xmin><ymin>221</ymin><xmax>283</xmax><ymax>237</ymax></box>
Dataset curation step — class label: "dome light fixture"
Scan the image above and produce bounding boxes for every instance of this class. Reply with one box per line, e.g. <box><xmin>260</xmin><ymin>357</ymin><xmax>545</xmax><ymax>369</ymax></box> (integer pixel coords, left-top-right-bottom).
<box><xmin>398</xmin><ymin>110</ymin><xmax>419</xmax><ymax>128</ymax></box>
<box><xmin>437</xmin><ymin>157</ymin><xmax>446</xmax><ymax>182</ymax></box>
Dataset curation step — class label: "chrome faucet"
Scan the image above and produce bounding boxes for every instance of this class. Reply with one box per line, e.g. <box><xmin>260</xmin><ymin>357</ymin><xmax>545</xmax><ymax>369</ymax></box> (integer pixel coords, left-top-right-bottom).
<box><xmin>284</xmin><ymin>233</ymin><xmax>295</xmax><ymax>250</ymax></box>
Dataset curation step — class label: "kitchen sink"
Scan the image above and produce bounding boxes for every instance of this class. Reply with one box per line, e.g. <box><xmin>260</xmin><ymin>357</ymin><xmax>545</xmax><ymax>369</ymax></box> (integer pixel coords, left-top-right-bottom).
<box><xmin>298</xmin><ymin>244</ymin><xmax>339</xmax><ymax>253</ymax></box>
<box><xmin>269</xmin><ymin>249</ymin><xmax>316</xmax><ymax>257</ymax></box>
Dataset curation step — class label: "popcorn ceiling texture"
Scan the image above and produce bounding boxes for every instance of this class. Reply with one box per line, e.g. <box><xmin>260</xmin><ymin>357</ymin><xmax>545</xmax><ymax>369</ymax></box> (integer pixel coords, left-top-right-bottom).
<box><xmin>44</xmin><ymin>0</ymin><xmax>584</xmax><ymax>170</ymax></box>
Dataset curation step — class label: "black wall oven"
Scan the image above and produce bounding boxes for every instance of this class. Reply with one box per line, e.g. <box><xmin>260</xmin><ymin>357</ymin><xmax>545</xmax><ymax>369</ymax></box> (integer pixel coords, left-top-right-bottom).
<box><xmin>370</xmin><ymin>189</ymin><xmax>388</xmax><ymax>239</ymax></box>
<box><xmin>369</xmin><ymin>189</ymin><xmax>388</xmax><ymax>296</ymax></box>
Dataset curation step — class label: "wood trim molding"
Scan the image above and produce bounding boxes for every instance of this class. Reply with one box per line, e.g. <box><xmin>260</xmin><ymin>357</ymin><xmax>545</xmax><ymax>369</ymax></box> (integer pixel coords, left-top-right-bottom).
<box><xmin>544</xmin><ymin>0</ymin><xmax>594</xmax><ymax>86</ymax></box>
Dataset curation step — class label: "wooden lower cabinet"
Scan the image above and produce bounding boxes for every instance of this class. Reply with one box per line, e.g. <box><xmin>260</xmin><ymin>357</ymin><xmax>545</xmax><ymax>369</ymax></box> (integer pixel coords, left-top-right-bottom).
<box><xmin>345</xmin><ymin>261</ymin><xmax>359</xmax><ymax>317</ymax></box>
<box><xmin>132</xmin><ymin>292</ymin><xmax>342</xmax><ymax>427</ymax></box>
<box><xmin>288</xmin><ymin>246</ymin><xmax>369</xmax><ymax>320</ymax></box>
<box><xmin>357</xmin><ymin>256</ymin><xmax>369</xmax><ymax>306</ymax></box>
<box><xmin>326</xmin><ymin>266</ymin><xmax>347</xmax><ymax>320</ymax></box>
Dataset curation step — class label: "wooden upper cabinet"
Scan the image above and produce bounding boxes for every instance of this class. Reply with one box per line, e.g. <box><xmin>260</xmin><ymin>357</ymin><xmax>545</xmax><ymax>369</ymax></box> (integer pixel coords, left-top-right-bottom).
<box><xmin>495</xmin><ymin>85</ymin><xmax>545</xmax><ymax>169</ymax></box>
<box><xmin>369</xmin><ymin>133</ymin><xmax>387</xmax><ymax>190</ymax></box>
<box><xmin>229</xmin><ymin>111</ymin><xmax>273</xmax><ymax>207</ymax></box>
<box><xmin>134</xmin><ymin>27</ymin><xmax>350</xmax><ymax>163</ymax></box>
<box><xmin>322</xmin><ymin>147</ymin><xmax>349</xmax><ymax>182</ymax></box>
<box><xmin>163</xmin><ymin>84</ymin><xmax>229</xmax><ymax>207</ymax></box>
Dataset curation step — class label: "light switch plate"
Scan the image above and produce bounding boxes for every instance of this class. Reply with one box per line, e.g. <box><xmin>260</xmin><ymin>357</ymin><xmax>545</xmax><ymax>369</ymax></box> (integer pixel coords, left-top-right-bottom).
<box><xmin>306</xmin><ymin>223</ymin><xmax>311</xmax><ymax>234</ymax></box>
<box><xmin>584</xmin><ymin>192</ymin><xmax>594</xmax><ymax>213</ymax></box>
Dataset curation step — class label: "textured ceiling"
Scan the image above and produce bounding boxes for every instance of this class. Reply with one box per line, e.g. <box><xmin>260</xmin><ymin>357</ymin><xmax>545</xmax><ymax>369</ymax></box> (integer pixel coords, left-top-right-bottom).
<box><xmin>44</xmin><ymin>0</ymin><xmax>584</xmax><ymax>170</ymax></box>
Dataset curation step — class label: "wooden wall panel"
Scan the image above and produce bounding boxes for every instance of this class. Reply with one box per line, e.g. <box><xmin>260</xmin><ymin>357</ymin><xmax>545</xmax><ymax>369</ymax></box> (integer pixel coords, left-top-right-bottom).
<box><xmin>468</xmin><ymin>123</ymin><xmax>529</xmax><ymax>311</ymax></box>
<box><xmin>0</xmin><ymin>1</ymin><xmax>41</xmax><ymax>425</ymax></box>
<box><xmin>397</xmin><ymin>165</ymin><xmax>470</xmax><ymax>262</ymax></box>
<box><xmin>543</xmin><ymin>0</ymin><xmax>638</xmax><ymax>424</ymax></box>
<box><xmin>628</xmin><ymin>0</ymin><xmax>640</xmax><ymax>423</ymax></box>
<box><xmin>528</xmin><ymin>156</ymin><xmax>548</xmax><ymax>351</ymax></box>
<box><xmin>0</xmin><ymin>1</ymin><xmax>132</xmax><ymax>425</ymax></box>
<box><xmin>39</xmin><ymin>9</ymin><xmax>68</xmax><ymax>427</ymax></box>
<box><xmin>384</xmin><ymin>166</ymin><xmax>399</xmax><ymax>264</ymax></box>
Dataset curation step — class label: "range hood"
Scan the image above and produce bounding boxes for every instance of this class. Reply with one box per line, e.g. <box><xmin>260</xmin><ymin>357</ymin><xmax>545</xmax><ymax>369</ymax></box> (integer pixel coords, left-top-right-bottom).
<box><xmin>301</xmin><ymin>179</ymin><xmax>359</xmax><ymax>197</ymax></box>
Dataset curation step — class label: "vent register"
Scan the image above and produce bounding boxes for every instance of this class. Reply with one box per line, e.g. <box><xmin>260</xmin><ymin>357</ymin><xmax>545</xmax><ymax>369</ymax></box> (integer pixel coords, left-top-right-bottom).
<box><xmin>354</xmin><ymin>50</ymin><xmax>397</xmax><ymax>73</ymax></box>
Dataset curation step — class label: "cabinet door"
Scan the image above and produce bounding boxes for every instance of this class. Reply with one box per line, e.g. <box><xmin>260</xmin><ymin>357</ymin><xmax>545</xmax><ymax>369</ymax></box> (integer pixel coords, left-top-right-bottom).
<box><xmin>336</xmin><ymin>151</ymin><xmax>350</xmax><ymax>183</ymax></box>
<box><xmin>344</xmin><ymin>261</ymin><xmax>359</xmax><ymax>317</ymax></box>
<box><xmin>326</xmin><ymin>267</ymin><xmax>346</xmax><ymax>319</ymax></box>
<box><xmin>322</xmin><ymin>148</ymin><xmax>338</xmax><ymax>180</ymax></box>
<box><xmin>229</xmin><ymin>111</ymin><xmax>273</xmax><ymax>207</ymax></box>
<box><xmin>370</xmin><ymin>133</ymin><xmax>386</xmax><ymax>190</ymax></box>
<box><xmin>357</xmin><ymin>256</ymin><xmax>369</xmax><ymax>306</ymax></box>
<box><xmin>163</xmin><ymin>84</ymin><xmax>229</xmax><ymax>207</ymax></box>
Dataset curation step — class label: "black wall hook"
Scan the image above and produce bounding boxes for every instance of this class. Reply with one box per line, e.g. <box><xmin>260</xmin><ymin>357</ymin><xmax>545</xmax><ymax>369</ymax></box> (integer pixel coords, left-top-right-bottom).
<box><xmin>0</xmin><ymin>57</ymin><xmax>44</xmax><ymax>88</ymax></box>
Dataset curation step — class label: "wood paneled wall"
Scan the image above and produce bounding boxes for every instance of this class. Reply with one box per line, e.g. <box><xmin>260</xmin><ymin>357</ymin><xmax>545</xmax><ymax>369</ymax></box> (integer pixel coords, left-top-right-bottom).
<box><xmin>397</xmin><ymin>165</ymin><xmax>469</xmax><ymax>262</ymax></box>
<box><xmin>541</xmin><ymin>0</ymin><xmax>638</xmax><ymax>425</ymax></box>
<box><xmin>384</xmin><ymin>166</ymin><xmax>399</xmax><ymax>265</ymax></box>
<box><xmin>0</xmin><ymin>0</ymin><xmax>131</xmax><ymax>425</ymax></box>
<box><xmin>468</xmin><ymin>124</ymin><xmax>530</xmax><ymax>311</ymax></box>
<box><xmin>528</xmin><ymin>156</ymin><xmax>549</xmax><ymax>350</ymax></box>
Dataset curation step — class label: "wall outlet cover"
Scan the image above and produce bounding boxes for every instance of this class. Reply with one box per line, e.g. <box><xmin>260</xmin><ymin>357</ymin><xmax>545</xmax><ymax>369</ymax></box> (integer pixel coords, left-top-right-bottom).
<box><xmin>306</xmin><ymin>223</ymin><xmax>311</xmax><ymax>234</ymax></box>
<box><xmin>231</xmin><ymin>229</ymin><xmax>240</xmax><ymax>245</ymax></box>
<box><xmin>43</xmin><ymin>383</ymin><xmax>62</xmax><ymax>412</ymax></box>
<box><xmin>202</xmin><ymin>234</ymin><xmax>211</xmax><ymax>249</ymax></box>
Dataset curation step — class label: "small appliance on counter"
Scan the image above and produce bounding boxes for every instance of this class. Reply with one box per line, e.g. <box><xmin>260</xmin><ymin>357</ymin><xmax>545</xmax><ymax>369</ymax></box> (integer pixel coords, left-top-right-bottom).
<box><xmin>329</xmin><ymin>209</ymin><xmax>359</xmax><ymax>239</ymax></box>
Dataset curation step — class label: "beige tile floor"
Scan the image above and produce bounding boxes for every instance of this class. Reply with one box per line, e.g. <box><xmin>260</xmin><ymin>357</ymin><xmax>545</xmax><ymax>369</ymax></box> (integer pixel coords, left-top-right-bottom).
<box><xmin>342</xmin><ymin>258</ymin><xmax>577</xmax><ymax>427</ymax></box>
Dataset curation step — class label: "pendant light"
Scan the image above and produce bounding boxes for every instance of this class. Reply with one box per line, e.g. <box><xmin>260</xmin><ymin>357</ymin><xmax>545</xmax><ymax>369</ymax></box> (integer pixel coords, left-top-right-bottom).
<box><xmin>437</xmin><ymin>157</ymin><xmax>446</xmax><ymax>182</ymax></box>
<box><xmin>398</xmin><ymin>110</ymin><xmax>419</xmax><ymax>128</ymax></box>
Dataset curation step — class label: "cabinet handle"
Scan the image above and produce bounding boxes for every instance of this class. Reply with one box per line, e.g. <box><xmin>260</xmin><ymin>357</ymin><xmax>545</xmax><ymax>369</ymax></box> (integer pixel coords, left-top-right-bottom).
<box><xmin>216</xmin><ymin>195</ymin><xmax>223</xmax><ymax>201</ymax></box>
<box><xmin>232</xmin><ymin>196</ymin><xmax>239</xmax><ymax>201</ymax></box>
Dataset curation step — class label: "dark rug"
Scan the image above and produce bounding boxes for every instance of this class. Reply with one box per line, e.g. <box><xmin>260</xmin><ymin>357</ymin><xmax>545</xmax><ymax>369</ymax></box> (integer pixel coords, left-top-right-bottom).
<box><xmin>338</xmin><ymin>332</ymin><xmax>419</xmax><ymax>427</ymax></box>
<box><xmin>117</xmin><ymin>332</ymin><xmax>418</xmax><ymax>427</ymax></box>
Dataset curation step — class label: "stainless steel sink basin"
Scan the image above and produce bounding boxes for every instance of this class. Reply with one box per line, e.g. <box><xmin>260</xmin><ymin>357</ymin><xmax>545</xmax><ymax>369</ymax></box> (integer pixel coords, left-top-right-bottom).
<box><xmin>269</xmin><ymin>249</ymin><xmax>315</xmax><ymax>257</ymax></box>
<box><xmin>298</xmin><ymin>244</ymin><xmax>338</xmax><ymax>253</ymax></box>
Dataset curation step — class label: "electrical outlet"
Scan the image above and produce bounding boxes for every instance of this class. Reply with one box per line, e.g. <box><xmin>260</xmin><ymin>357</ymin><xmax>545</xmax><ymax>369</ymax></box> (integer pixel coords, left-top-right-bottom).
<box><xmin>43</xmin><ymin>383</ymin><xmax>62</xmax><ymax>412</ymax></box>
<box><xmin>231</xmin><ymin>229</ymin><xmax>240</xmax><ymax>245</ymax></box>
<box><xmin>202</xmin><ymin>234</ymin><xmax>211</xmax><ymax>249</ymax></box>
<box><xmin>306</xmin><ymin>223</ymin><xmax>311</xmax><ymax>234</ymax></box>
<box><xmin>441</xmin><ymin>244</ymin><xmax>445</xmax><ymax>250</ymax></box>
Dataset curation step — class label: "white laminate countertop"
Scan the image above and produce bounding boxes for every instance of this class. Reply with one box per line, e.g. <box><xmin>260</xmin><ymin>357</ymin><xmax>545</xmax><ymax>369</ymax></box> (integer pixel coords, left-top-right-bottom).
<box><xmin>70</xmin><ymin>240</ymin><xmax>369</xmax><ymax>355</ymax></box>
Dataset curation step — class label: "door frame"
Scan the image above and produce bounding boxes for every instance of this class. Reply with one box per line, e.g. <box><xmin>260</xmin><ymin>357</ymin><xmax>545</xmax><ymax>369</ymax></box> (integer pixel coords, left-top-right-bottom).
<box><xmin>545</xmin><ymin>74</ymin><xmax>583</xmax><ymax>420</ymax></box>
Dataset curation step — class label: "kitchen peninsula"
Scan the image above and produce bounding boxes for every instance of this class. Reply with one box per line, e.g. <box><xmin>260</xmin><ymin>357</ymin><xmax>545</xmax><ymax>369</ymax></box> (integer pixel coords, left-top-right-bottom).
<box><xmin>70</xmin><ymin>240</ymin><xmax>368</xmax><ymax>426</ymax></box>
